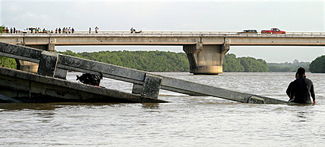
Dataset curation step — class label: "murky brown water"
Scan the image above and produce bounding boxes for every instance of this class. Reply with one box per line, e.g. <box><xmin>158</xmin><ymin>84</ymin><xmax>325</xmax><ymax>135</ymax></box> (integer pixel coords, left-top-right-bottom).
<box><xmin>0</xmin><ymin>72</ymin><xmax>324</xmax><ymax>146</ymax></box>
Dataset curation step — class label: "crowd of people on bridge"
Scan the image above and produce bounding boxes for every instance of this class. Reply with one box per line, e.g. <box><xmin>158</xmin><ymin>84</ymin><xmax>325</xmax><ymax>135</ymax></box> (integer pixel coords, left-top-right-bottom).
<box><xmin>1</xmin><ymin>26</ymin><xmax>76</xmax><ymax>34</ymax></box>
<box><xmin>55</xmin><ymin>27</ymin><xmax>75</xmax><ymax>34</ymax></box>
<box><xmin>2</xmin><ymin>27</ymin><xmax>22</xmax><ymax>33</ymax></box>
<box><xmin>1</xmin><ymin>26</ymin><xmax>146</xmax><ymax>34</ymax></box>
<box><xmin>4</xmin><ymin>26</ymin><xmax>102</xmax><ymax>34</ymax></box>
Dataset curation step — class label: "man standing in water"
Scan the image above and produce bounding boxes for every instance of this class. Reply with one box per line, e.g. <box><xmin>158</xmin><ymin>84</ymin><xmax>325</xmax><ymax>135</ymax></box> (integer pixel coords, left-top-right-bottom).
<box><xmin>286</xmin><ymin>67</ymin><xmax>315</xmax><ymax>104</ymax></box>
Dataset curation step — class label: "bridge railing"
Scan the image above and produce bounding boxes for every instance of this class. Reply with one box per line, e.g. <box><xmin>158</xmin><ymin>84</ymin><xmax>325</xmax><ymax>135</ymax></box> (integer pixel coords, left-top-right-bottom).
<box><xmin>1</xmin><ymin>31</ymin><xmax>325</xmax><ymax>38</ymax></box>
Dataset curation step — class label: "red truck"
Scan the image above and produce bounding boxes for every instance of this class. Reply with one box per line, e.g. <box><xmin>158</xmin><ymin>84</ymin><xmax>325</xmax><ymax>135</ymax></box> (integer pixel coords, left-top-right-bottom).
<box><xmin>261</xmin><ymin>28</ymin><xmax>286</xmax><ymax>34</ymax></box>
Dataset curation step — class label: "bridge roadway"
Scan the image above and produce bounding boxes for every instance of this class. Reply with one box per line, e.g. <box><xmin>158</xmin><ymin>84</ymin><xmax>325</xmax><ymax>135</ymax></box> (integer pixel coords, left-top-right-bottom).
<box><xmin>1</xmin><ymin>31</ymin><xmax>325</xmax><ymax>74</ymax></box>
<box><xmin>1</xmin><ymin>31</ymin><xmax>325</xmax><ymax>46</ymax></box>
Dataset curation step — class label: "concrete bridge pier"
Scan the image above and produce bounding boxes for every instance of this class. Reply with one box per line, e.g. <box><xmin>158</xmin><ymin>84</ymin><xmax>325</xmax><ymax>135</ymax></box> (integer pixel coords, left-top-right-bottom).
<box><xmin>16</xmin><ymin>44</ymin><xmax>55</xmax><ymax>73</ymax></box>
<box><xmin>183</xmin><ymin>43</ymin><xmax>229</xmax><ymax>75</ymax></box>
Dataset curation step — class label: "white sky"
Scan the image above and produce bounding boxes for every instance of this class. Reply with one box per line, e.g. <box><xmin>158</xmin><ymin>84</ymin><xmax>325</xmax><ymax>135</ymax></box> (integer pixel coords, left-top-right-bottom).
<box><xmin>1</xmin><ymin>0</ymin><xmax>325</xmax><ymax>63</ymax></box>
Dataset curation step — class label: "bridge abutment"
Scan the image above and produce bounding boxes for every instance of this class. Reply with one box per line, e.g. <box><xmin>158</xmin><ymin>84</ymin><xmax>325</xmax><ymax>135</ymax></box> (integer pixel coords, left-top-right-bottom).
<box><xmin>183</xmin><ymin>44</ymin><xmax>229</xmax><ymax>75</ymax></box>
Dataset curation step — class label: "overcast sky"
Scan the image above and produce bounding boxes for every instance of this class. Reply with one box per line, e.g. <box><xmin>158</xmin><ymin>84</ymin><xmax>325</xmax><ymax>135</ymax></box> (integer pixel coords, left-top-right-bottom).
<box><xmin>1</xmin><ymin>0</ymin><xmax>325</xmax><ymax>63</ymax></box>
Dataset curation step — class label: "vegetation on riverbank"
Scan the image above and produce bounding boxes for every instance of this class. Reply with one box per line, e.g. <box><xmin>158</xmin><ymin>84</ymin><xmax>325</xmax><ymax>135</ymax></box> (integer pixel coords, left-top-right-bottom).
<box><xmin>309</xmin><ymin>55</ymin><xmax>325</xmax><ymax>73</ymax></box>
<box><xmin>0</xmin><ymin>26</ymin><xmax>17</xmax><ymax>68</ymax></box>
<box><xmin>0</xmin><ymin>57</ymin><xmax>17</xmax><ymax>69</ymax></box>
<box><xmin>60</xmin><ymin>50</ymin><xmax>270</xmax><ymax>72</ymax></box>
<box><xmin>61</xmin><ymin>50</ymin><xmax>189</xmax><ymax>72</ymax></box>
<box><xmin>224</xmin><ymin>54</ymin><xmax>268</xmax><ymax>72</ymax></box>
<box><xmin>268</xmin><ymin>60</ymin><xmax>310</xmax><ymax>72</ymax></box>
<box><xmin>0</xmin><ymin>26</ymin><xmax>4</xmax><ymax>33</ymax></box>
<box><xmin>0</xmin><ymin>48</ymin><xmax>316</xmax><ymax>73</ymax></box>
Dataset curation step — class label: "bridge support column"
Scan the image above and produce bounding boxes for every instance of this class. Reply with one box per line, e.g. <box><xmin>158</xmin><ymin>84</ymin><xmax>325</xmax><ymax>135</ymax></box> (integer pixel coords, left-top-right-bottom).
<box><xmin>183</xmin><ymin>43</ymin><xmax>229</xmax><ymax>75</ymax></box>
<box><xmin>16</xmin><ymin>44</ymin><xmax>55</xmax><ymax>73</ymax></box>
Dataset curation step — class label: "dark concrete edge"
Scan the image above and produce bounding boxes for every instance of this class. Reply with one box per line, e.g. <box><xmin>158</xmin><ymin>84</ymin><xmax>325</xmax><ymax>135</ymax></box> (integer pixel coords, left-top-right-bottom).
<box><xmin>0</xmin><ymin>67</ymin><xmax>167</xmax><ymax>103</ymax></box>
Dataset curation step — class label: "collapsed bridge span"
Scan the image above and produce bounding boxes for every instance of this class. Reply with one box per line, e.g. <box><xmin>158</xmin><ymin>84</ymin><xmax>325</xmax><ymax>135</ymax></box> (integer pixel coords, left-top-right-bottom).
<box><xmin>0</xmin><ymin>42</ymin><xmax>287</xmax><ymax>104</ymax></box>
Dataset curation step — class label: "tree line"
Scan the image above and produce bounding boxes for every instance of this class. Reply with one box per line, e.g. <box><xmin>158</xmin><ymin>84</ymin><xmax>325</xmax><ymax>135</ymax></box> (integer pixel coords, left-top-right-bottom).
<box><xmin>0</xmin><ymin>57</ymin><xmax>17</xmax><ymax>69</ymax></box>
<box><xmin>61</xmin><ymin>50</ymin><xmax>325</xmax><ymax>73</ymax></box>
<box><xmin>0</xmin><ymin>48</ymin><xmax>324</xmax><ymax>73</ymax></box>
<box><xmin>61</xmin><ymin>50</ymin><xmax>189</xmax><ymax>72</ymax></box>
<box><xmin>61</xmin><ymin>50</ymin><xmax>269</xmax><ymax>72</ymax></box>
<box><xmin>309</xmin><ymin>55</ymin><xmax>325</xmax><ymax>73</ymax></box>
<box><xmin>0</xmin><ymin>26</ymin><xmax>4</xmax><ymax>33</ymax></box>
<box><xmin>268</xmin><ymin>60</ymin><xmax>310</xmax><ymax>72</ymax></box>
<box><xmin>0</xmin><ymin>26</ymin><xmax>17</xmax><ymax>68</ymax></box>
<box><xmin>223</xmin><ymin>53</ymin><xmax>268</xmax><ymax>72</ymax></box>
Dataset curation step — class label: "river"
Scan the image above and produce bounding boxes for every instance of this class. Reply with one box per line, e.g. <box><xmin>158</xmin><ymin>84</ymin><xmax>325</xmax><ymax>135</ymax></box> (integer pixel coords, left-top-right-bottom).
<box><xmin>0</xmin><ymin>72</ymin><xmax>324</xmax><ymax>146</ymax></box>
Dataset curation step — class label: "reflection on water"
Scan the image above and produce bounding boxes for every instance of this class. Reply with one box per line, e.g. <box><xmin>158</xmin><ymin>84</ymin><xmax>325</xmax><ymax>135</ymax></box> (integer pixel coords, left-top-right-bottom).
<box><xmin>0</xmin><ymin>72</ymin><xmax>324</xmax><ymax>146</ymax></box>
<box><xmin>0</xmin><ymin>103</ymin><xmax>58</xmax><ymax>111</ymax></box>
<box><xmin>296</xmin><ymin>111</ymin><xmax>308</xmax><ymax>122</ymax></box>
<box><xmin>142</xmin><ymin>103</ymin><xmax>160</xmax><ymax>109</ymax></box>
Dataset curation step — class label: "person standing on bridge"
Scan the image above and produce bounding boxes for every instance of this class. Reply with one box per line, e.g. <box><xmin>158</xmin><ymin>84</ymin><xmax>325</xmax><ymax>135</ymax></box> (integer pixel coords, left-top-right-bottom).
<box><xmin>95</xmin><ymin>26</ymin><xmax>99</xmax><ymax>33</ymax></box>
<box><xmin>286</xmin><ymin>67</ymin><xmax>315</xmax><ymax>104</ymax></box>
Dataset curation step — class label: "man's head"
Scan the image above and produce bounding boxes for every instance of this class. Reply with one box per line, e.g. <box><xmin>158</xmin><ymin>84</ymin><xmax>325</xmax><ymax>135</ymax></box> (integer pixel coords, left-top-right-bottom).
<box><xmin>296</xmin><ymin>67</ymin><xmax>305</xmax><ymax>78</ymax></box>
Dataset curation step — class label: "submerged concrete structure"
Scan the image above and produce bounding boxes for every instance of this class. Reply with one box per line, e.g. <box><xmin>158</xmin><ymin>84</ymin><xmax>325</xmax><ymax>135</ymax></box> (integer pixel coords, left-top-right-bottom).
<box><xmin>0</xmin><ymin>42</ymin><xmax>287</xmax><ymax>104</ymax></box>
<box><xmin>1</xmin><ymin>31</ymin><xmax>325</xmax><ymax>74</ymax></box>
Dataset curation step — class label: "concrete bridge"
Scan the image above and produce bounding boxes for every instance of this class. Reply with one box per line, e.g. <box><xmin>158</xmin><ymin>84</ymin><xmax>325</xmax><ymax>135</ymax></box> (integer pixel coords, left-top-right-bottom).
<box><xmin>1</xmin><ymin>31</ymin><xmax>325</xmax><ymax>74</ymax></box>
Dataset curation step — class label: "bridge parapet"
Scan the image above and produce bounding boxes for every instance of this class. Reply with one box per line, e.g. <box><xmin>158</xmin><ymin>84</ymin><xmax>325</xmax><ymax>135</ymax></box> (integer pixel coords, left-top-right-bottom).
<box><xmin>2</xmin><ymin>31</ymin><xmax>325</xmax><ymax>37</ymax></box>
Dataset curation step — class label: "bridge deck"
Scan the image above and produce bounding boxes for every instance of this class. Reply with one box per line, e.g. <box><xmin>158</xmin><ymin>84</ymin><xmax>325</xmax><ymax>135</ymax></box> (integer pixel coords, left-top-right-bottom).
<box><xmin>1</xmin><ymin>31</ymin><xmax>325</xmax><ymax>46</ymax></box>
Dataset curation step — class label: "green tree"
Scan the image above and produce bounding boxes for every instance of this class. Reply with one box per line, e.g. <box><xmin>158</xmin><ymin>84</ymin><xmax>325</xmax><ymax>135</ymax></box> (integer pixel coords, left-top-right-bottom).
<box><xmin>0</xmin><ymin>56</ymin><xmax>17</xmax><ymax>68</ymax></box>
<box><xmin>59</xmin><ymin>50</ymin><xmax>190</xmax><ymax>72</ymax></box>
<box><xmin>223</xmin><ymin>54</ymin><xmax>268</xmax><ymax>72</ymax></box>
<box><xmin>60</xmin><ymin>50</ymin><xmax>271</xmax><ymax>72</ymax></box>
<box><xmin>0</xmin><ymin>26</ymin><xmax>4</xmax><ymax>33</ymax></box>
<box><xmin>223</xmin><ymin>54</ymin><xmax>244</xmax><ymax>72</ymax></box>
<box><xmin>309</xmin><ymin>55</ymin><xmax>325</xmax><ymax>73</ymax></box>
<box><xmin>268</xmin><ymin>61</ymin><xmax>310</xmax><ymax>72</ymax></box>
<box><xmin>239</xmin><ymin>57</ymin><xmax>268</xmax><ymax>72</ymax></box>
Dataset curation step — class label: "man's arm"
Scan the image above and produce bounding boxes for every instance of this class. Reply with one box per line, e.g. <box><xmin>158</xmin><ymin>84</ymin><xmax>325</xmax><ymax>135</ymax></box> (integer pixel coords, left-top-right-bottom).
<box><xmin>310</xmin><ymin>82</ymin><xmax>316</xmax><ymax>103</ymax></box>
<box><xmin>286</xmin><ymin>82</ymin><xmax>293</xmax><ymax>99</ymax></box>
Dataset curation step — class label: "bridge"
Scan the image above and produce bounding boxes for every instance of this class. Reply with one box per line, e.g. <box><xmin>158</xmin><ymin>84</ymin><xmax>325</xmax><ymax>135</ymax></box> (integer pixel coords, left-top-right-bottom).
<box><xmin>1</xmin><ymin>31</ymin><xmax>325</xmax><ymax>74</ymax></box>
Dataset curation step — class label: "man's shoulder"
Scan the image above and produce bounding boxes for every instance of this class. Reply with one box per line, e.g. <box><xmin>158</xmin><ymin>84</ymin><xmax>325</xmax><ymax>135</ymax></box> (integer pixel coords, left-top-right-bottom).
<box><xmin>289</xmin><ymin>80</ymin><xmax>296</xmax><ymax>86</ymax></box>
<box><xmin>305</xmin><ymin>78</ymin><xmax>313</xmax><ymax>84</ymax></box>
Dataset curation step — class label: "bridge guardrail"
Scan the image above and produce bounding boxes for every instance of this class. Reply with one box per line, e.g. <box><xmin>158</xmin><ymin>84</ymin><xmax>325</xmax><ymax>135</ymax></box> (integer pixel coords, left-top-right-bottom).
<box><xmin>1</xmin><ymin>31</ymin><xmax>325</xmax><ymax>37</ymax></box>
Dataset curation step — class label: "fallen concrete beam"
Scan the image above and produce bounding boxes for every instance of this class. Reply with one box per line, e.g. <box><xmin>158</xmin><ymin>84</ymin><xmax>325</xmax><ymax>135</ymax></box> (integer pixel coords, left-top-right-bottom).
<box><xmin>57</xmin><ymin>54</ymin><xmax>145</xmax><ymax>84</ymax></box>
<box><xmin>0</xmin><ymin>94</ymin><xmax>21</xmax><ymax>103</ymax></box>
<box><xmin>160</xmin><ymin>76</ymin><xmax>286</xmax><ymax>104</ymax></box>
<box><xmin>57</xmin><ymin>54</ymin><xmax>287</xmax><ymax>104</ymax></box>
<box><xmin>0</xmin><ymin>42</ymin><xmax>287</xmax><ymax>104</ymax></box>
<box><xmin>0</xmin><ymin>42</ymin><xmax>42</xmax><ymax>63</ymax></box>
<box><xmin>0</xmin><ymin>67</ymin><xmax>166</xmax><ymax>103</ymax></box>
